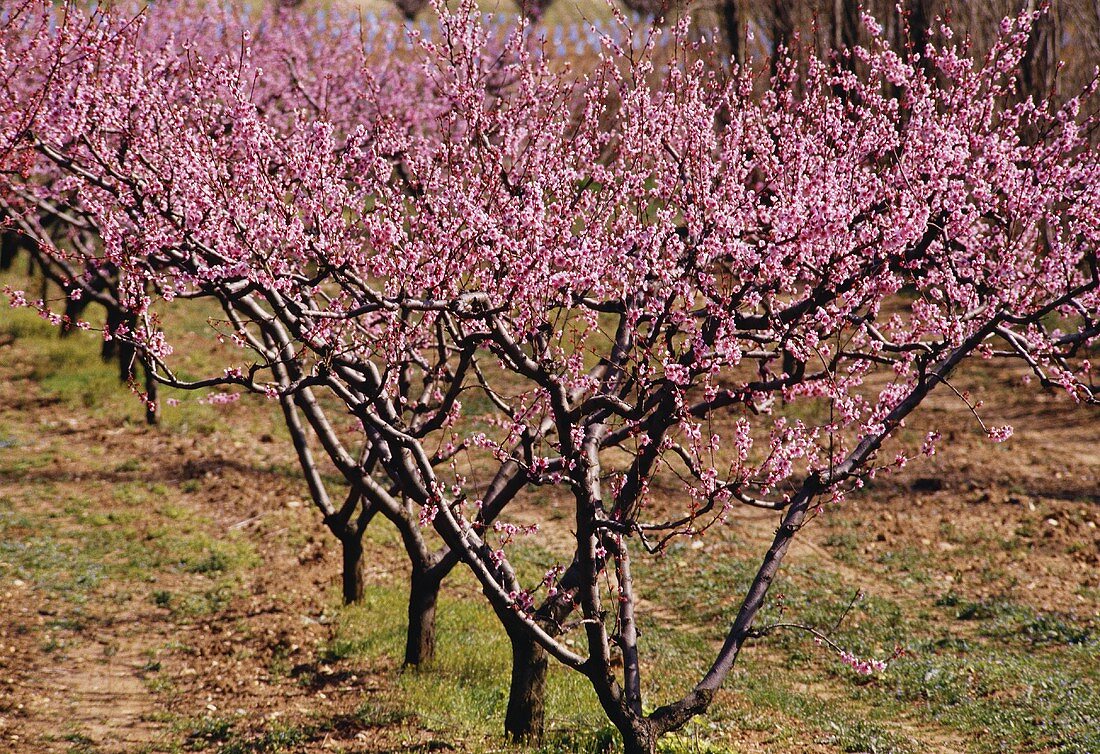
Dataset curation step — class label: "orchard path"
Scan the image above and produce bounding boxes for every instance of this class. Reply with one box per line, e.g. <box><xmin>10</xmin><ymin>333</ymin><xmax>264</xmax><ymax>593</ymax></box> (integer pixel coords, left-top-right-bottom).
<box><xmin>0</xmin><ymin>335</ymin><xmax>437</xmax><ymax>753</ymax></box>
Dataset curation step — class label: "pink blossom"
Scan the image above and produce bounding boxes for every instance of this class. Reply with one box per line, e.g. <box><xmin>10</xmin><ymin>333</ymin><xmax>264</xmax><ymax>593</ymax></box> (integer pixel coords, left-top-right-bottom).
<box><xmin>202</xmin><ymin>391</ymin><xmax>240</xmax><ymax>406</ymax></box>
<box><xmin>920</xmin><ymin>431</ymin><xmax>941</xmax><ymax>456</ymax></box>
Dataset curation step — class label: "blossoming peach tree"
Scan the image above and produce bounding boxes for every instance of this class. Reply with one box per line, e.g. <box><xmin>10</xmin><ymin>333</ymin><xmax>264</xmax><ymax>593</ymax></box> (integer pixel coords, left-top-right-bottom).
<box><xmin>0</xmin><ymin>0</ymin><xmax>468</xmax><ymax>662</ymax></box>
<box><xmin>2</xmin><ymin>1</ymin><xmax>1097</xmax><ymax>751</ymax></box>
<box><xmin>0</xmin><ymin>0</ymin><xmax>429</xmax><ymax>425</ymax></box>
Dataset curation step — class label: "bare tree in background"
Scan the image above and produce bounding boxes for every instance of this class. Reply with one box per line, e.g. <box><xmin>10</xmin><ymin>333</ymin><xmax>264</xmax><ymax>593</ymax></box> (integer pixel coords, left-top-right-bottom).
<box><xmin>620</xmin><ymin>0</ymin><xmax>676</xmax><ymax>21</ymax></box>
<box><xmin>1020</xmin><ymin>0</ymin><xmax>1060</xmax><ymax>101</ymax></box>
<box><xmin>720</xmin><ymin>0</ymin><xmax>744</xmax><ymax>62</ymax></box>
<box><xmin>517</xmin><ymin>0</ymin><xmax>556</xmax><ymax>22</ymax></box>
<box><xmin>770</xmin><ymin>0</ymin><xmax>795</xmax><ymax>75</ymax></box>
<box><xmin>394</xmin><ymin>0</ymin><xmax>430</xmax><ymax>21</ymax></box>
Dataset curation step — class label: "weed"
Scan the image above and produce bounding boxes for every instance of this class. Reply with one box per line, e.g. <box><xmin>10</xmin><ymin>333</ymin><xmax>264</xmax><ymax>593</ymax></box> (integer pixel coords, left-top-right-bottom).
<box><xmin>184</xmin><ymin>717</ymin><xmax>234</xmax><ymax>751</ymax></box>
<box><xmin>113</xmin><ymin>458</ymin><xmax>144</xmax><ymax>473</ymax></box>
<box><xmin>61</xmin><ymin>731</ymin><xmax>99</xmax><ymax>754</ymax></box>
<box><xmin>217</xmin><ymin>723</ymin><xmax>309</xmax><ymax>753</ymax></box>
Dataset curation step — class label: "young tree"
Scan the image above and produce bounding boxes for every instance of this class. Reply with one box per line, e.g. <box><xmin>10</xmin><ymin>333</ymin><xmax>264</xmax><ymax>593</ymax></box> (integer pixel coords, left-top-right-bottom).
<box><xmin>0</xmin><ymin>0</ymin><xmax>616</xmax><ymax>677</ymax></box>
<box><xmin>364</xmin><ymin>14</ymin><xmax>1097</xmax><ymax>751</ymax></box>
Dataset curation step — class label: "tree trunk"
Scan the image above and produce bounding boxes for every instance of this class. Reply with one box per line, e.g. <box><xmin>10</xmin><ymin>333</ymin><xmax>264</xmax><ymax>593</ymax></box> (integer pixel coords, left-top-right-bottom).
<box><xmin>905</xmin><ymin>0</ymin><xmax>932</xmax><ymax>59</ymax></box>
<box><xmin>497</xmin><ymin>551</ymin><xmax>601</xmax><ymax>743</ymax></box>
<box><xmin>103</xmin><ymin>308</ymin><xmax>124</xmax><ymax>362</ymax></box>
<box><xmin>143</xmin><ymin>361</ymin><xmax>158</xmax><ymax>425</ymax></box>
<box><xmin>118</xmin><ymin>341</ymin><xmax>136</xmax><ymax>383</ymax></box>
<box><xmin>504</xmin><ymin>634</ymin><xmax>548</xmax><ymax>742</ymax></box>
<box><xmin>61</xmin><ymin>293</ymin><xmax>88</xmax><ymax>336</ymax></box>
<box><xmin>115</xmin><ymin>315</ymin><xmax>140</xmax><ymax>385</ymax></box>
<box><xmin>340</xmin><ymin>532</ymin><xmax>365</xmax><ymax>605</ymax></box>
<box><xmin>619</xmin><ymin>717</ymin><xmax>659</xmax><ymax>754</ymax></box>
<box><xmin>721</xmin><ymin>0</ymin><xmax>742</xmax><ymax>64</ymax></box>
<box><xmin>833</xmin><ymin>0</ymin><xmax>859</xmax><ymax>55</ymax></box>
<box><xmin>404</xmin><ymin>568</ymin><xmax>439</xmax><ymax>666</ymax></box>
<box><xmin>102</xmin><ymin>335</ymin><xmax>118</xmax><ymax>361</ymax></box>
<box><xmin>1020</xmin><ymin>0</ymin><xmax>1057</xmax><ymax>103</ymax></box>
<box><xmin>769</xmin><ymin>0</ymin><xmax>795</xmax><ymax>79</ymax></box>
<box><xmin>1</xmin><ymin>232</ymin><xmax>17</xmax><ymax>271</ymax></box>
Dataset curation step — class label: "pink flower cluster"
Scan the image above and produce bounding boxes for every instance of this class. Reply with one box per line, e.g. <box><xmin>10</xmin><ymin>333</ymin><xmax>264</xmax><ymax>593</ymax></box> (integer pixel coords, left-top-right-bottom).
<box><xmin>838</xmin><ymin>650</ymin><xmax>888</xmax><ymax>676</ymax></box>
<box><xmin>201</xmin><ymin>391</ymin><xmax>240</xmax><ymax>406</ymax></box>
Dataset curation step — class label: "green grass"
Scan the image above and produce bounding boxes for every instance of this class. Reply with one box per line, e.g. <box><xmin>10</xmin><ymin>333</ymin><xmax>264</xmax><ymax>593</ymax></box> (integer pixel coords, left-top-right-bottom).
<box><xmin>181</xmin><ymin>717</ymin><xmax>311</xmax><ymax>754</ymax></box>
<box><xmin>307</xmin><ymin>527</ymin><xmax>1098</xmax><ymax>754</ymax></box>
<box><xmin>0</xmin><ymin>489</ymin><xmax>258</xmax><ymax>616</ymax></box>
<box><xmin>0</xmin><ymin>259</ymin><xmax>303</xmax><ymax>442</ymax></box>
<box><xmin>326</xmin><ymin>576</ymin><xmax>608</xmax><ymax>747</ymax></box>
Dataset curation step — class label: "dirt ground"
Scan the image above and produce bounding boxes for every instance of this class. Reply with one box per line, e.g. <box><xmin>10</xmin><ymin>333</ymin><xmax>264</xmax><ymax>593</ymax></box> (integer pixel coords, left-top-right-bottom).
<box><xmin>0</xmin><ymin>333</ymin><xmax>447</xmax><ymax>752</ymax></box>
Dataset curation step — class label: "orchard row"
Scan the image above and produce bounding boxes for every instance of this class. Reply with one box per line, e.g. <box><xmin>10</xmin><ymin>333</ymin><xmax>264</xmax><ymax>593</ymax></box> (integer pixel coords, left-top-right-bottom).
<box><xmin>1</xmin><ymin>2</ymin><xmax>1097</xmax><ymax>751</ymax></box>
